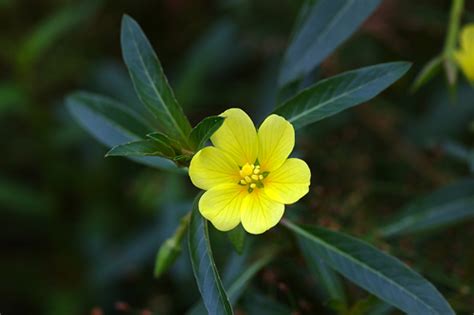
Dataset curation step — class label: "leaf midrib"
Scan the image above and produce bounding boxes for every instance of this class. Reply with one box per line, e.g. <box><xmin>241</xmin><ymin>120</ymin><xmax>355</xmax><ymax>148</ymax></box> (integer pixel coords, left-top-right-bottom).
<box><xmin>289</xmin><ymin>222</ymin><xmax>443</xmax><ymax>314</ymax></box>
<box><xmin>126</xmin><ymin>21</ymin><xmax>189</xmax><ymax>143</ymax></box>
<box><xmin>285</xmin><ymin>65</ymin><xmax>399</xmax><ymax>124</ymax></box>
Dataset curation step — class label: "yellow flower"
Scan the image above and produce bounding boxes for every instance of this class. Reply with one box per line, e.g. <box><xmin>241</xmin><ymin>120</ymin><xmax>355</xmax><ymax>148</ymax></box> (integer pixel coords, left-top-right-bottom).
<box><xmin>189</xmin><ymin>108</ymin><xmax>311</xmax><ymax>234</ymax></box>
<box><xmin>455</xmin><ymin>24</ymin><xmax>474</xmax><ymax>84</ymax></box>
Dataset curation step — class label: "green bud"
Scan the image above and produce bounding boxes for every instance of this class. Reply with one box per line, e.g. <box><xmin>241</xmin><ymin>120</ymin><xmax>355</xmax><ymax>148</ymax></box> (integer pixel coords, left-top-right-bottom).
<box><xmin>154</xmin><ymin>238</ymin><xmax>182</xmax><ymax>278</ymax></box>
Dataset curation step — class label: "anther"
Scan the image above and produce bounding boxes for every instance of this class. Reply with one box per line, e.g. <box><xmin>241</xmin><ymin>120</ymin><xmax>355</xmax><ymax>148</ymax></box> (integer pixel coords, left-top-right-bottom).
<box><xmin>250</xmin><ymin>183</ymin><xmax>256</xmax><ymax>189</ymax></box>
<box><xmin>251</xmin><ymin>174</ymin><xmax>259</xmax><ymax>181</ymax></box>
<box><xmin>245</xmin><ymin>176</ymin><xmax>252</xmax><ymax>183</ymax></box>
<box><xmin>240</xmin><ymin>179</ymin><xmax>247</xmax><ymax>185</ymax></box>
<box><xmin>259</xmin><ymin>175</ymin><xmax>264</xmax><ymax>180</ymax></box>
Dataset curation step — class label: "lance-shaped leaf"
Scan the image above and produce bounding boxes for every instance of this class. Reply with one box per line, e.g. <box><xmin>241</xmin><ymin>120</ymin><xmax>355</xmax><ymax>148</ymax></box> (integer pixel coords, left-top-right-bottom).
<box><xmin>188</xmin><ymin>252</ymin><xmax>274</xmax><ymax>315</ymax></box>
<box><xmin>106</xmin><ymin>139</ymin><xmax>175</xmax><ymax>158</ymax></box>
<box><xmin>379</xmin><ymin>178</ymin><xmax>474</xmax><ymax>238</ymax></box>
<box><xmin>121</xmin><ymin>15</ymin><xmax>192</xmax><ymax>145</ymax></box>
<box><xmin>67</xmin><ymin>91</ymin><xmax>152</xmax><ymax>139</ymax></box>
<box><xmin>274</xmin><ymin>62</ymin><xmax>411</xmax><ymax>129</ymax></box>
<box><xmin>66</xmin><ymin>91</ymin><xmax>177</xmax><ymax>170</ymax></box>
<box><xmin>188</xmin><ymin>196</ymin><xmax>233</xmax><ymax>315</ymax></box>
<box><xmin>190</xmin><ymin>116</ymin><xmax>225</xmax><ymax>150</ymax></box>
<box><xmin>283</xmin><ymin>220</ymin><xmax>455</xmax><ymax>315</ymax></box>
<box><xmin>279</xmin><ymin>0</ymin><xmax>382</xmax><ymax>86</ymax></box>
<box><xmin>299</xmin><ymin>242</ymin><xmax>347</xmax><ymax>306</ymax></box>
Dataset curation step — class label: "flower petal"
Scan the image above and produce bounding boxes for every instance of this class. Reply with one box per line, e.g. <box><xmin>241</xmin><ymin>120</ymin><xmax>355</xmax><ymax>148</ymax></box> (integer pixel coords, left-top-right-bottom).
<box><xmin>461</xmin><ymin>24</ymin><xmax>474</xmax><ymax>52</ymax></box>
<box><xmin>199</xmin><ymin>184</ymin><xmax>247</xmax><ymax>231</ymax></box>
<box><xmin>257</xmin><ymin>114</ymin><xmax>295</xmax><ymax>171</ymax></box>
<box><xmin>455</xmin><ymin>50</ymin><xmax>474</xmax><ymax>84</ymax></box>
<box><xmin>210</xmin><ymin>108</ymin><xmax>258</xmax><ymax>166</ymax></box>
<box><xmin>264</xmin><ymin>158</ymin><xmax>311</xmax><ymax>204</ymax></box>
<box><xmin>189</xmin><ymin>146</ymin><xmax>240</xmax><ymax>190</ymax></box>
<box><xmin>241</xmin><ymin>189</ymin><xmax>284</xmax><ymax>234</ymax></box>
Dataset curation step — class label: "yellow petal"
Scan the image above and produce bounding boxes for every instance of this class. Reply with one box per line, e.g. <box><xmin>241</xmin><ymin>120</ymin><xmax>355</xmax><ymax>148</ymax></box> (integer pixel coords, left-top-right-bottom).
<box><xmin>460</xmin><ymin>24</ymin><xmax>474</xmax><ymax>52</ymax></box>
<box><xmin>210</xmin><ymin>108</ymin><xmax>258</xmax><ymax>166</ymax></box>
<box><xmin>240</xmin><ymin>189</ymin><xmax>284</xmax><ymax>234</ymax></box>
<box><xmin>455</xmin><ymin>50</ymin><xmax>474</xmax><ymax>84</ymax></box>
<box><xmin>264</xmin><ymin>158</ymin><xmax>311</xmax><ymax>204</ymax></box>
<box><xmin>199</xmin><ymin>184</ymin><xmax>246</xmax><ymax>231</ymax></box>
<box><xmin>189</xmin><ymin>147</ymin><xmax>240</xmax><ymax>190</ymax></box>
<box><xmin>257</xmin><ymin>114</ymin><xmax>295</xmax><ymax>171</ymax></box>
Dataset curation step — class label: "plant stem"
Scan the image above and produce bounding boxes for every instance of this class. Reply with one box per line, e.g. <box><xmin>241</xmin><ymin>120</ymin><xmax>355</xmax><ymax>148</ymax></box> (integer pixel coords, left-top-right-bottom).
<box><xmin>443</xmin><ymin>0</ymin><xmax>464</xmax><ymax>57</ymax></box>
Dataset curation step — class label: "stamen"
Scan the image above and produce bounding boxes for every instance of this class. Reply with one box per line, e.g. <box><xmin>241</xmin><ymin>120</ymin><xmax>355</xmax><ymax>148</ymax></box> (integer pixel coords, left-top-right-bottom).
<box><xmin>237</xmin><ymin>162</ymin><xmax>269</xmax><ymax>193</ymax></box>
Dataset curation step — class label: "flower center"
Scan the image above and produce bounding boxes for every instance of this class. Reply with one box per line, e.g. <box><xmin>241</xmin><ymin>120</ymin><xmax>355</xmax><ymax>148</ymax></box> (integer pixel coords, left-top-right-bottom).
<box><xmin>238</xmin><ymin>163</ymin><xmax>269</xmax><ymax>193</ymax></box>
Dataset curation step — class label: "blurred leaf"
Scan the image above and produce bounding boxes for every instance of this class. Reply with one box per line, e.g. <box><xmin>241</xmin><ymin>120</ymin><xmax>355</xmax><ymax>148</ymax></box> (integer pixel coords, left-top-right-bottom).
<box><xmin>241</xmin><ymin>289</ymin><xmax>291</xmax><ymax>315</ymax></box>
<box><xmin>407</xmin><ymin>84</ymin><xmax>474</xmax><ymax>145</ymax></box>
<box><xmin>299</xmin><ymin>238</ymin><xmax>347</xmax><ymax>306</ymax></box>
<box><xmin>121</xmin><ymin>15</ymin><xmax>192</xmax><ymax>145</ymax></box>
<box><xmin>106</xmin><ymin>139</ymin><xmax>175</xmax><ymax>158</ymax></box>
<box><xmin>437</xmin><ymin>140</ymin><xmax>474</xmax><ymax>172</ymax></box>
<box><xmin>188</xmin><ymin>251</ymin><xmax>274</xmax><ymax>315</ymax></box>
<box><xmin>0</xmin><ymin>177</ymin><xmax>53</xmax><ymax>215</ymax></box>
<box><xmin>226</xmin><ymin>225</ymin><xmax>246</xmax><ymax>255</ymax></box>
<box><xmin>279</xmin><ymin>0</ymin><xmax>382</xmax><ymax>87</ymax></box>
<box><xmin>379</xmin><ymin>178</ymin><xmax>474</xmax><ymax>238</ymax></box>
<box><xmin>274</xmin><ymin>62</ymin><xmax>411</xmax><ymax>129</ymax></box>
<box><xmin>283</xmin><ymin>220</ymin><xmax>455</xmax><ymax>315</ymax></box>
<box><xmin>188</xmin><ymin>195</ymin><xmax>233</xmax><ymax>315</ymax></box>
<box><xmin>17</xmin><ymin>1</ymin><xmax>101</xmax><ymax>70</ymax></box>
<box><xmin>0</xmin><ymin>82</ymin><xmax>27</xmax><ymax>115</ymax></box>
<box><xmin>67</xmin><ymin>91</ymin><xmax>152</xmax><ymax>138</ymax></box>
<box><xmin>66</xmin><ymin>91</ymin><xmax>177</xmax><ymax>170</ymax></box>
<box><xmin>174</xmin><ymin>20</ymin><xmax>239</xmax><ymax>107</ymax></box>
<box><xmin>411</xmin><ymin>55</ymin><xmax>443</xmax><ymax>92</ymax></box>
<box><xmin>368</xmin><ymin>302</ymin><xmax>395</xmax><ymax>315</ymax></box>
<box><xmin>190</xmin><ymin>116</ymin><xmax>225</xmax><ymax>150</ymax></box>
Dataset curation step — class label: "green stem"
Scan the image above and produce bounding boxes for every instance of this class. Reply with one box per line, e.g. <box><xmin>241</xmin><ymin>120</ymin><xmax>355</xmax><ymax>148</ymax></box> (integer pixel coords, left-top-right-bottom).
<box><xmin>443</xmin><ymin>0</ymin><xmax>464</xmax><ymax>57</ymax></box>
<box><xmin>175</xmin><ymin>211</ymin><xmax>192</xmax><ymax>242</ymax></box>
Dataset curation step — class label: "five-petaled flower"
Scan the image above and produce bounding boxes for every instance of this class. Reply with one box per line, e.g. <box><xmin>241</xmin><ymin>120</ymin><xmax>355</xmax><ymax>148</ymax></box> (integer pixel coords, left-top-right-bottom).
<box><xmin>455</xmin><ymin>23</ymin><xmax>474</xmax><ymax>84</ymax></box>
<box><xmin>189</xmin><ymin>108</ymin><xmax>311</xmax><ymax>234</ymax></box>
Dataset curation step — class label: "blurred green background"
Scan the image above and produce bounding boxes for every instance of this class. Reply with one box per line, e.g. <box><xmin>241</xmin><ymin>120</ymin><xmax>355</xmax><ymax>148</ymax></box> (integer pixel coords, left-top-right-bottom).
<box><xmin>2</xmin><ymin>0</ymin><xmax>474</xmax><ymax>314</ymax></box>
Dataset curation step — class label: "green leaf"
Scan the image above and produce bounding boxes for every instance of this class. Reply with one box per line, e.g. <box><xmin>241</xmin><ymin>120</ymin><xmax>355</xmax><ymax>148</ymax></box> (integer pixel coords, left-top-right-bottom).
<box><xmin>147</xmin><ymin>132</ymin><xmax>181</xmax><ymax>150</ymax></box>
<box><xmin>226</xmin><ymin>225</ymin><xmax>246</xmax><ymax>255</ymax></box>
<box><xmin>379</xmin><ymin>178</ymin><xmax>474</xmax><ymax>238</ymax></box>
<box><xmin>190</xmin><ymin>116</ymin><xmax>225</xmax><ymax>150</ymax></box>
<box><xmin>279</xmin><ymin>0</ymin><xmax>382</xmax><ymax>87</ymax></box>
<box><xmin>67</xmin><ymin>91</ymin><xmax>152</xmax><ymax>139</ymax></box>
<box><xmin>17</xmin><ymin>1</ymin><xmax>102</xmax><ymax>70</ymax></box>
<box><xmin>299</xmin><ymin>242</ymin><xmax>347</xmax><ymax>306</ymax></box>
<box><xmin>274</xmin><ymin>62</ymin><xmax>411</xmax><ymax>129</ymax></box>
<box><xmin>121</xmin><ymin>15</ymin><xmax>192</xmax><ymax>145</ymax></box>
<box><xmin>188</xmin><ymin>195</ymin><xmax>233</xmax><ymax>315</ymax></box>
<box><xmin>66</xmin><ymin>91</ymin><xmax>177</xmax><ymax>171</ymax></box>
<box><xmin>106</xmin><ymin>139</ymin><xmax>175</xmax><ymax>158</ymax></box>
<box><xmin>411</xmin><ymin>55</ymin><xmax>443</xmax><ymax>92</ymax></box>
<box><xmin>188</xmin><ymin>252</ymin><xmax>274</xmax><ymax>315</ymax></box>
<box><xmin>283</xmin><ymin>220</ymin><xmax>455</xmax><ymax>315</ymax></box>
